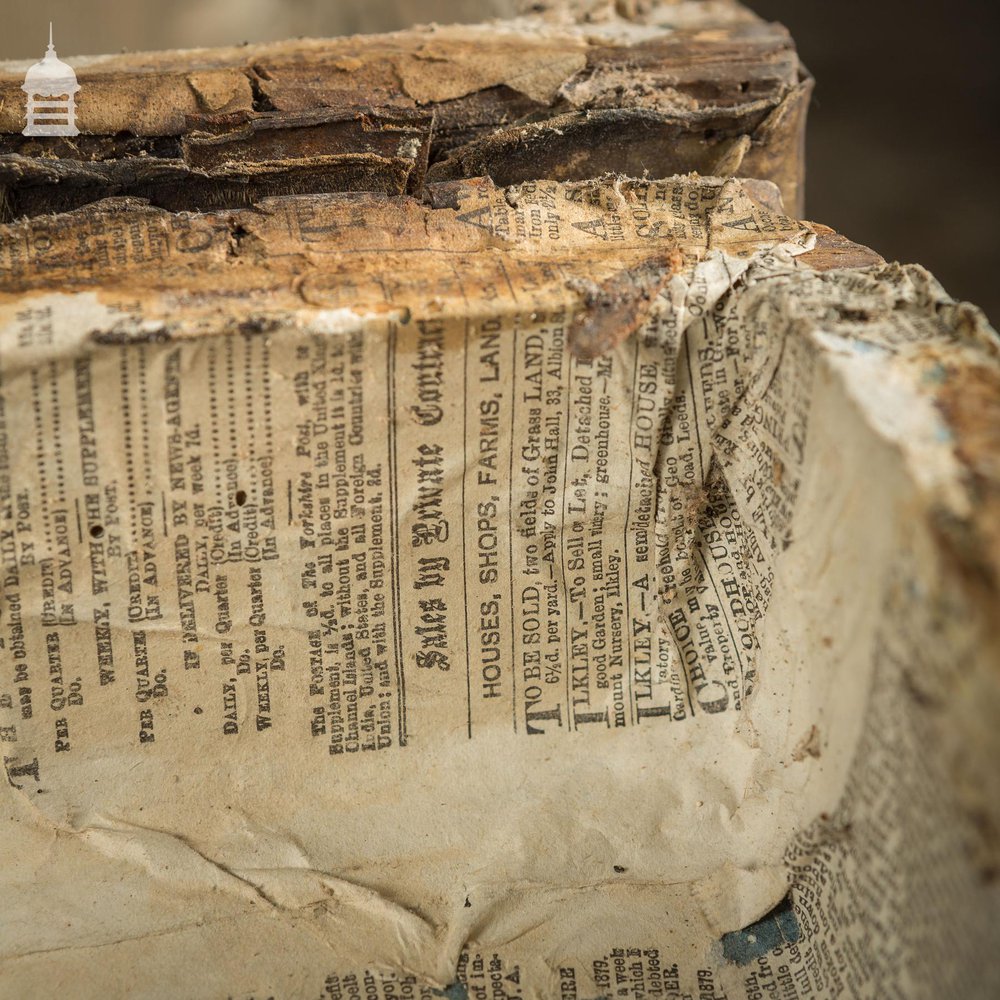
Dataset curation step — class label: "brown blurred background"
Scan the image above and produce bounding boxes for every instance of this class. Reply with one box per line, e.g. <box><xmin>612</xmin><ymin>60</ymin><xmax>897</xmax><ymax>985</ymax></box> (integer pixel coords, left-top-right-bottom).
<box><xmin>752</xmin><ymin>0</ymin><xmax>1000</xmax><ymax>325</ymax></box>
<box><xmin>4</xmin><ymin>0</ymin><xmax>998</xmax><ymax>322</ymax></box>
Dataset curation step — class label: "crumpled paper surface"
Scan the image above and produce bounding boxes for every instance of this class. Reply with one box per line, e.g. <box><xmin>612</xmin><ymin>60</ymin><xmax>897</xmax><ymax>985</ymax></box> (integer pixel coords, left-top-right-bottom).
<box><xmin>0</xmin><ymin>174</ymin><xmax>998</xmax><ymax>998</ymax></box>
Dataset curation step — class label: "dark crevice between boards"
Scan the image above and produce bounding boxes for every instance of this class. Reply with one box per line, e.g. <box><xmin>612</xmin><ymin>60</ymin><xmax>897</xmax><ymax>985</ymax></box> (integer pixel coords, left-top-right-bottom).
<box><xmin>0</xmin><ymin>96</ymin><xmax>796</xmax><ymax>223</ymax></box>
<box><xmin>245</xmin><ymin>65</ymin><xmax>277</xmax><ymax>114</ymax></box>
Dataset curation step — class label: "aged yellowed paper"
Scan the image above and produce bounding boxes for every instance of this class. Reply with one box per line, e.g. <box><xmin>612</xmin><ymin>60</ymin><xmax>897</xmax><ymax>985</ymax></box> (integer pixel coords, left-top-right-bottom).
<box><xmin>1</xmin><ymin>176</ymin><xmax>998</xmax><ymax>998</ymax></box>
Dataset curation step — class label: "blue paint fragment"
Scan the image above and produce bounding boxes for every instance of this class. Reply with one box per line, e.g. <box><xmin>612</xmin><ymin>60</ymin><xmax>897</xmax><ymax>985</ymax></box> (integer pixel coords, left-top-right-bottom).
<box><xmin>922</xmin><ymin>362</ymin><xmax>949</xmax><ymax>385</ymax></box>
<box><xmin>850</xmin><ymin>339</ymin><xmax>881</xmax><ymax>355</ymax></box>
<box><xmin>434</xmin><ymin>983</ymin><xmax>469</xmax><ymax>1000</ymax></box>
<box><xmin>720</xmin><ymin>895</ymin><xmax>801</xmax><ymax>966</ymax></box>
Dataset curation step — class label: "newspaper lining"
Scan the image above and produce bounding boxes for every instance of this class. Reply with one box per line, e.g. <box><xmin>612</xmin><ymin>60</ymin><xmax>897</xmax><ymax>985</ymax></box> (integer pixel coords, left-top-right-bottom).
<box><xmin>1</xmin><ymin>176</ymin><xmax>998</xmax><ymax>999</ymax></box>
